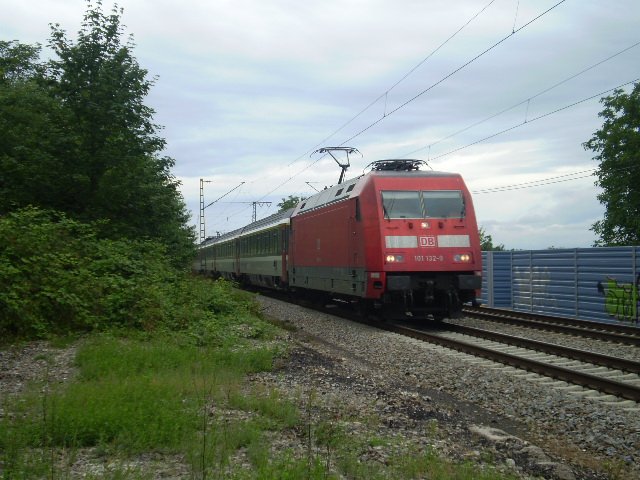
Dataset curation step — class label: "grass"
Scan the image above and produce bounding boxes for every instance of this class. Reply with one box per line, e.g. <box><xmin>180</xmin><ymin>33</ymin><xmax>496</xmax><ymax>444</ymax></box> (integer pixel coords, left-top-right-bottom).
<box><xmin>0</xmin><ymin>326</ymin><xmax>521</xmax><ymax>479</ymax></box>
<box><xmin>0</xmin><ymin>331</ymin><xmax>282</xmax><ymax>477</ymax></box>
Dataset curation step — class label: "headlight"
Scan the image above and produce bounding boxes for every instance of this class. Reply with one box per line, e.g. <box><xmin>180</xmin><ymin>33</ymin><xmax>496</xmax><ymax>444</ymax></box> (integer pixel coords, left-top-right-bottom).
<box><xmin>453</xmin><ymin>253</ymin><xmax>471</xmax><ymax>263</ymax></box>
<box><xmin>385</xmin><ymin>254</ymin><xmax>405</xmax><ymax>263</ymax></box>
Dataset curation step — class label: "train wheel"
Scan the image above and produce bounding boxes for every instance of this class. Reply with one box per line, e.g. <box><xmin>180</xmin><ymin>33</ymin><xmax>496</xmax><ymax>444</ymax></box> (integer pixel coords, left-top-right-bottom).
<box><xmin>354</xmin><ymin>300</ymin><xmax>380</xmax><ymax>321</ymax></box>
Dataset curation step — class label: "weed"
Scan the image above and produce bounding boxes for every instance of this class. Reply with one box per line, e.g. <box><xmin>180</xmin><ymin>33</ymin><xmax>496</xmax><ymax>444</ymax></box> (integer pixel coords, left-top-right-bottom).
<box><xmin>603</xmin><ymin>459</ymin><xmax>628</xmax><ymax>480</ymax></box>
<box><xmin>426</xmin><ymin>418</ymin><xmax>439</xmax><ymax>438</ymax></box>
<box><xmin>367</xmin><ymin>437</ymin><xmax>387</xmax><ymax>448</ymax></box>
<box><xmin>228</xmin><ymin>387</ymin><xmax>298</xmax><ymax>429</ymax></box>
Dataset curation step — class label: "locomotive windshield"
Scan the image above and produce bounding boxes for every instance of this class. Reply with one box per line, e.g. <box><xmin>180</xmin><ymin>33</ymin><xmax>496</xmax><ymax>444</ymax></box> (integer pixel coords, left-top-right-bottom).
<box><xmin>381</xmin><ymin>191</ymin><xmax>423</xmax><ymax>218</ymax></box>
<box><xmin>423</xmin><ymin>191</ymin><xmax>465</xmax><ymax>218</ymax></box>
<box><xmin>381</xmin><ymin>190</ymin><xmax>464</xmax><ymax>219</ymax></box>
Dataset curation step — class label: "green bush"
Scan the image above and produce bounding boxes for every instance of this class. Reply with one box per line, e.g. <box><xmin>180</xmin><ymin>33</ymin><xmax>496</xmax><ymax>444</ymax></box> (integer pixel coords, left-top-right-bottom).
<box><xmin>1</xmin><ymin>208</ymin><xmax>95</xmax><ymax>336</ymax></box>
<box><xmin>0</xmin><ymin>207</ymin><xmax>275</xmax><ymax>343</ymax></box>
<box><xmin>0</xmin><ymin>208</ymin><xmax>171</xmax><ymax>337</ymax></box>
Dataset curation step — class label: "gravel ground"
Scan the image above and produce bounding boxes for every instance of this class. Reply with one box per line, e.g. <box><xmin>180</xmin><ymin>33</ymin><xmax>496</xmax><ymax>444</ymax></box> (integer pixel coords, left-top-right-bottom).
<box><xmin>2</xmin><ymin>298</ymin><xmax>639</xmax><ymax>479</ymax></box>
<box><xmin>0</xmin><ymin>340</ymin><xmax>78</xmax><ymax>396</ymax></box>
<box><xmin>255</xmin><ymin>295</ymin><xmax>640</xmax><ymax>480</ymax></box>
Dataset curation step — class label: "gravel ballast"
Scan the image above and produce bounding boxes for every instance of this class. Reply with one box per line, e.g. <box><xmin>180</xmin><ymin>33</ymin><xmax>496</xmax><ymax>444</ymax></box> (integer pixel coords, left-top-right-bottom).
<box><xmin>255</xmin><ymin>295</ymin><xmax>640</xmax><ymax>479</ymax></box>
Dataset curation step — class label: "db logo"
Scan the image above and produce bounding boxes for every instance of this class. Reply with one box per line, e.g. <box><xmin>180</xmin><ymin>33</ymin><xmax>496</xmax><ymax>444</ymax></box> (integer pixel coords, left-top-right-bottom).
<box><xmin>419</xmin><ymin>236</ymin><xmax>436</xmax><ymax>247</ymax></box>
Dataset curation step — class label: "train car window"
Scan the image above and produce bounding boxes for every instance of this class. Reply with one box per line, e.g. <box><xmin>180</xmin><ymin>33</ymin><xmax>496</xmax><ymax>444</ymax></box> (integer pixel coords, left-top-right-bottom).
<box><xmin>381</xmin><ymin>191</ymin><xmax>423</xmax><ymax>219</ymax></box>
<box><xmin>335</xmin><ymin>188</ymin><xmax>343</xmax><ymax>197</ymax></box>
<box><xmin>423</xmin><ymin>190</ymin><xmax>465</xmax><ymax>218</ymax></box>
<box><xmin>346</xmin><ymin>184</ymin><xmax>355</xmax><ymax>193</ymax></box>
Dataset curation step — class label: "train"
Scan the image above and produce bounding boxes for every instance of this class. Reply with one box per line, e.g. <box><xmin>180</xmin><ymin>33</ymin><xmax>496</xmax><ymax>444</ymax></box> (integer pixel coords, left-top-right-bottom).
<box><xmin>195</xmin><ymin>159</ymin><xmax>482</xmax><ymax>320</ymax></box>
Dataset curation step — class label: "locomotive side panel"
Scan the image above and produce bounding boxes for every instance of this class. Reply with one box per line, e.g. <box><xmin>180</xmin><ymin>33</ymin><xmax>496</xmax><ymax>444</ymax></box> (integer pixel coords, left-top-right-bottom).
<box><xmin>289</xmin><ymin>199</ymin><xmax>367</xmax><ymax>296</ymax></box>
<box><xmin>352</xmin><ymin>179</ymin><xmax>387</xmax><ymax>299</ymax></box>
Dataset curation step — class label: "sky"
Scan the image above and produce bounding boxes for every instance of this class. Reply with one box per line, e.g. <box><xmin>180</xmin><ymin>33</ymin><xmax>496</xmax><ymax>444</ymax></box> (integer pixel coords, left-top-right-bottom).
<box><xmin>2</xmin><ymin>0</ymin><xmax>639</xmax><ymax>249</ymax></box>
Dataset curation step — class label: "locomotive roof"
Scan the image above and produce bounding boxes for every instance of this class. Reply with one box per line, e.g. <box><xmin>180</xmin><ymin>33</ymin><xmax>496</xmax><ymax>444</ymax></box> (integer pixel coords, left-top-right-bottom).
<box><xmin>291</xmin><ymin>166</ymin><xmax>461</xmax><ymax>216</ymax></box>
<box><xmin>292</xmin><ymin>176</ymin><xmax>360</xmax><ymax>216</ymax></box>
<box><xmin>368</xmin><ymin>170</ymin><xmax>460</xmax><ymax>177</ymax></box>
<box><xmin>198</xmin><ymin>163</ymin><xmax>463</xmax><ymax>247</ymax></box>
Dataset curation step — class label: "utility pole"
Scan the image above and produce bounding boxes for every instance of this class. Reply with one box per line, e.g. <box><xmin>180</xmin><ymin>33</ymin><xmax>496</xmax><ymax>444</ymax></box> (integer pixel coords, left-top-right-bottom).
<box><xmin>251</xmin><ymin>201</ymin><xmax>272</xmax><ymax>222</ymax></box>
<box><xmin>199</xmin><ymin>180</ymin><xmax>245</xmax><ymax>244</ymax></box>
<box><xmin>199</xmin><ymin>179</ymin><xmax>212</xmax><ymax>245</ymax></box>
<box><xmin>223</xmin><ymin>201</ymin><xmax>272</xmax><ymax>222</ymax></box>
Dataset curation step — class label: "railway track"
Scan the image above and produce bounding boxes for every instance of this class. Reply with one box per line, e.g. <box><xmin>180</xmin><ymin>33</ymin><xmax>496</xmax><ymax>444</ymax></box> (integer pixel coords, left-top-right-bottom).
<box><xmin>462</xmin><ymin>306</ymin><xmax>640</xmax><ymax>346</ymax></box>
<box><xmin>260</xmin><ymin>291</ymin><xmax>640</xmax><ymax>404</ymax></box>
<box><xmin>379</xmin><ymin>321</ymin><xmax>640</xmax><ymax>404</ymax></box>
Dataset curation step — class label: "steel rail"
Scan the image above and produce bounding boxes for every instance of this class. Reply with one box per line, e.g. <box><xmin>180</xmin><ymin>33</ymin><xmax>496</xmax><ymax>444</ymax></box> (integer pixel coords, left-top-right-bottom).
<box><xmin>380</xmin><ymin>322</ymin><xmax>640</xmax><ymax>403</ymax></box>
<box><xmin>462</xmin><ymin>306</ymin><xmax>640</xmax><ymax>346</ymax></box>
<box><xmin>444</xmin><ymin>323</ymin><xmax>640</xmax><ymax>374</ymax></box>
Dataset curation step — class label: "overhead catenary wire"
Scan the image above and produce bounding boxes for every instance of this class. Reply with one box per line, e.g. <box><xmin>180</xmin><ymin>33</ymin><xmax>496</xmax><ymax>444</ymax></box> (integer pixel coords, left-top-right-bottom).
<box><xmin>471</xmin><ymin>159</ymin><xmax>640</xmax><ymax>195</ymax></box>
<box><xmin>426</xmin><ymin>77</ymin><xmax>640</xmax><ymax>164</ymax></box>
<box><xmin>209</xmin><ymin>70</ymin><xmax>640</xmax><ymax>230</ymax></box>
<box><xmin>472</xmin><ymin>169</ymin><xmax>596</xmax><ymax>194</ymax></box>
<box><xmin>290</xmin><ymin>0</ymin><xmax>499</xmax><ymax>165</ymax></box>
<box><xmin>206</xmin><ymin>1</ymin><xmax>634</xmax><ymax>232</ymax></box>
<box><xmin>399</xmin><ymin>40</ymin><xmax>640</xmax><ymax>159</ymax></box>
<box><xmin>252</xmin><ymin>76</ymin><xmax>638</xmax><ymax>214</ymax></box>
<box><xmin>337</xmin><ymin>0</ymin><xmax>568</xmax><ymax>147</ymax></box>
<box><xmin>242</xmin><ymin>0</ymin><xmax>568</xmax><ymax>213</ymax></box>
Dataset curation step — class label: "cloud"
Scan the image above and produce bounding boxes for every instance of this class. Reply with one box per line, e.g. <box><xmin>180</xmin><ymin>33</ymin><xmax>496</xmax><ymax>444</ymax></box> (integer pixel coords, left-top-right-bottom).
<box><xmin>2</xmin><ymin>0</ymin><xmax>638</xmax><ymax>247</ymax></box>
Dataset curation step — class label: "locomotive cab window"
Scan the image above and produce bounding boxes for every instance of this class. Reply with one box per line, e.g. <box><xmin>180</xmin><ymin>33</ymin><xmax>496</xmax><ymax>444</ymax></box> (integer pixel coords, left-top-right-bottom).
<box><xmin>381</xmin><ymin>191</ymin><xmax>423</xmax><ymax>219</ymax></box>
<box><xmin>423</xmin><ymin>190</ymin><xmax>464</xmax><ymax>218</ymax></box>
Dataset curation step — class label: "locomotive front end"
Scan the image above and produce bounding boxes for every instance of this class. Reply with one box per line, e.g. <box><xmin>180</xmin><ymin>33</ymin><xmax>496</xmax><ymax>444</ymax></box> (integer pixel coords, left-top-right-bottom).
<box><xmin>363</xmin><ymin>161</ymin><xmax>482</xmax><ymax>320</ymax></box>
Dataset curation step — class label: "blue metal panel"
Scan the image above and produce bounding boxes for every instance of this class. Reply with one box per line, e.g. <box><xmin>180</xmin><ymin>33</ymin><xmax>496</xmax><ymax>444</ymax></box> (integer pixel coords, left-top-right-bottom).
<box><xmin>481</xmin><ymin>251</ymin><xmax>512</xmax><ymax>307</ymax></box>
<box><xmin>576</xmin><ymin>247</ymin><xmax>639</xmax><ymax>324</ymax></box>
<box><xmin>481</xmin><ymin>251</ymin><xmax>490</xmax><ymax>305</ymax></box>
<box><xmin>480</xmin><ymin>247</ymin><xmax>639</xmax><ymax>327</ymax></box>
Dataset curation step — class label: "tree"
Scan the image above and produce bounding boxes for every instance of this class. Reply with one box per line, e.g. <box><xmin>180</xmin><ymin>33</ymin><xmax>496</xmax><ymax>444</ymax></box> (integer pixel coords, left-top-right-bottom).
<box><xmin>0</xmin><ymin>41</ymin><xmax>77</xmax><ymax>213</ymax></box>
<box><xmin>0</xmin><ymin>3</ymin><xmax>195</xmax><ymax>267</ymax></box>
<box><xmin>0</xmin><ymin>40</ymin><xmax>43</xmax><ymax>81</ymax></box>
<box><xmin>479</xmin><ymin>227</ymin><xmax>505</xmax><ymax>251</ymax></box>
<box><xmin>583</xmin><ymin>82</ymin><xmax>640</xmax><ymax>246</ymax></box>
<box><xmin>277</xmin><ymin>195</ymin><xmax>304</xmax><ymax>212</ymax></box>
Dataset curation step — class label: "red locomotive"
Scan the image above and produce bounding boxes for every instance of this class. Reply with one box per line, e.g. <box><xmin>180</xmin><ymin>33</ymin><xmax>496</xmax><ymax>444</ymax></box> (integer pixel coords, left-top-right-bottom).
<box><xmin>196</xmin><ymin>159</ymin><xmax>482</xmax><ymax>320</ymax></box>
